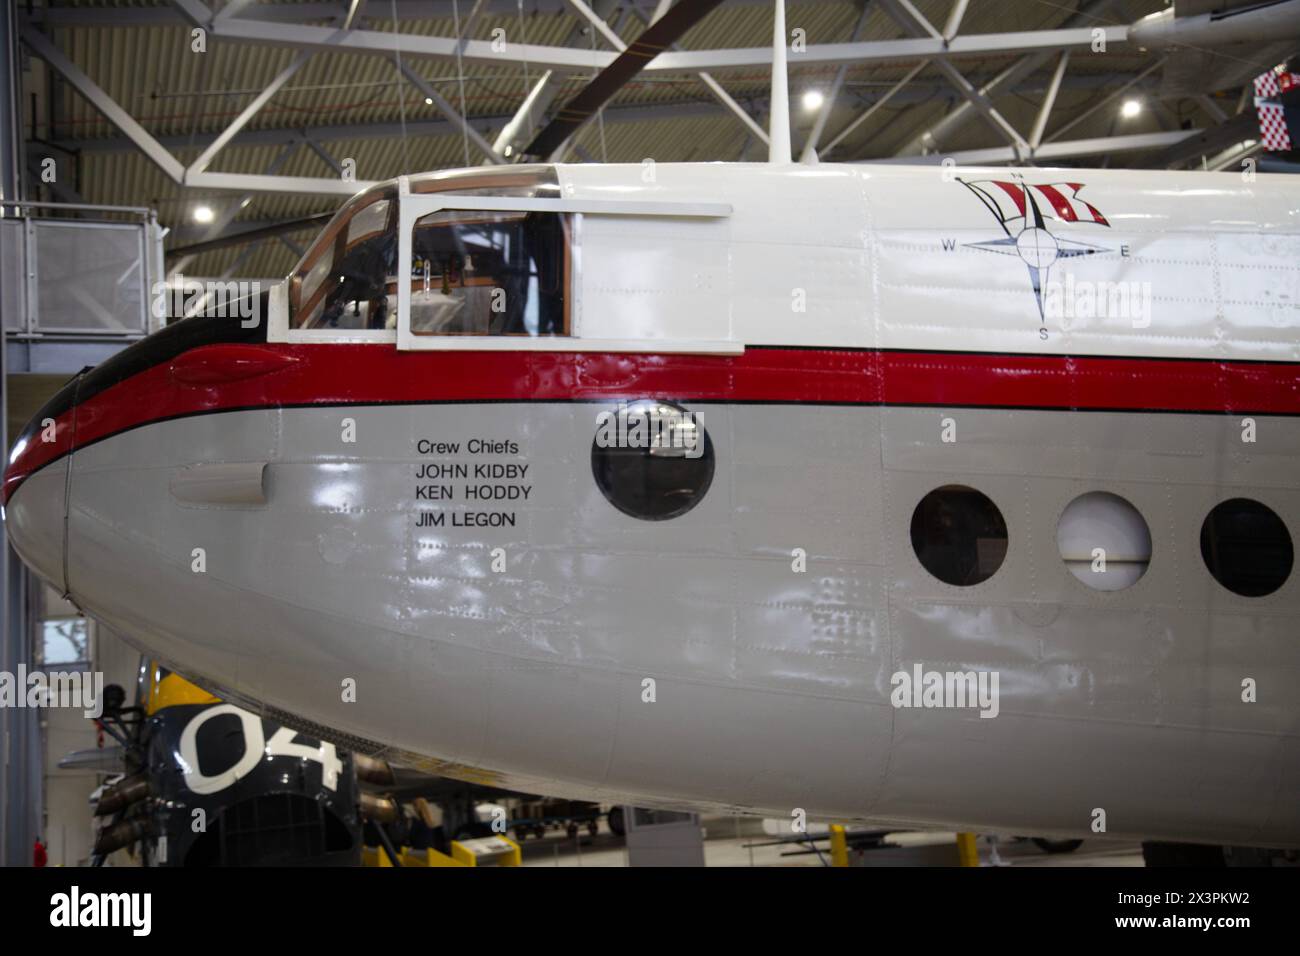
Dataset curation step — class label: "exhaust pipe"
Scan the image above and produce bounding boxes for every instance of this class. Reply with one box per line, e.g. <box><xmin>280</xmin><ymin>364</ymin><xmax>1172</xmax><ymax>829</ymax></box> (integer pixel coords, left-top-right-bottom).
<box><xmin>360</xmin><ymin>791</ymin><xmax>399</xmax><ymax>824</ymax></box>
<box><xmin>94</xmin><ymin>773</ymin><xmax>151</xmax><ymax>816</ymax></box>
<box><xmin>94</xmin><ymin>818</ymin><xmax>154</xmax><ymax>856</ymax></box>
<box><xmin>353</xmin><ymin>753</ymin><xmax>396</xmax><ymax>786</ymax></box>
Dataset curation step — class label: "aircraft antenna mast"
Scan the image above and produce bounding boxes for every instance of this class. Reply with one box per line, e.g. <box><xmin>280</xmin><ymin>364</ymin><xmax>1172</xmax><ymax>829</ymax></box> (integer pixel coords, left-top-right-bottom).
<box><xmin>768</xmin><ymin>0</ymin><xmax>792</xmax><ymax>163</ymax></box>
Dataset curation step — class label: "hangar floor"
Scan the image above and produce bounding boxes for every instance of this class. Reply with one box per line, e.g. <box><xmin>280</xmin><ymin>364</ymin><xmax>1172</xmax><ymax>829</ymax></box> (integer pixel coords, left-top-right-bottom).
<box><xmin>518</xmin><ymin>816</ymin><xmax>1144</xmax><ymax>867</ymax></box>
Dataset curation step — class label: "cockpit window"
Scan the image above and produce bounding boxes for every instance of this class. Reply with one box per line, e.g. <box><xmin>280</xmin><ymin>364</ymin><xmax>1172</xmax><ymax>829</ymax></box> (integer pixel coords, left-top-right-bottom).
<box><xmin>292</xmin><ymin>191</ymin><xmax>398</xmax><ymax>331</ymax></box>
<box><xmin>288</xmin><ymin>167</ymin><xmax>561</xmax><ymax>334</ymax></box>
<box><xmin>348</xmin><ymin>199</ymin><xmax>391</xmax><ymax>245</ymax></box>
<box><xmin>409</xmin><ymin>210</ymin><xmax>567</xmax><ymax>336</ymax></box>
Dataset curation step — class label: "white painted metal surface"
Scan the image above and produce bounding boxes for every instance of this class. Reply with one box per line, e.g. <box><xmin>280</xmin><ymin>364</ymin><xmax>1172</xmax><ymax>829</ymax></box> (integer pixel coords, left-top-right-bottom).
<box><xmin>6</xmin><ymin>161</ymin><xmax>1300</xmax><ymax>848</ymax></box>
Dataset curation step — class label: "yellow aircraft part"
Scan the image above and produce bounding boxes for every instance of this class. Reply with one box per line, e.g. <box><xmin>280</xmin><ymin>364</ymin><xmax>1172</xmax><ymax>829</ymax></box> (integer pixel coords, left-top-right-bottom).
<box><xmin>454</xmin><ymin>836</ymin><xmax>521</xmax><ymax>867</ymax></box>
<box><xmin>829</xmin><ymin>824</ymin><xmax>849</xmax><ymax>867</ymax></box>
<box><xmin>956</xmin><ymin>832</ymin><xmax>980</xmax><ymax>867</ymax></box>
<box><xmin>144</xmin><ymin>665</ymin><xmax>220</xmax><ymax>715</ymax></box>
<box><xmin>362</xmin><ymin>838</ymin><xmax>522</xmax><ymax>868</ymax></box>
<box><xmin>362</xmin><ymin>846</ymin><xmax>468</xmax><ymax>867</ymax></box>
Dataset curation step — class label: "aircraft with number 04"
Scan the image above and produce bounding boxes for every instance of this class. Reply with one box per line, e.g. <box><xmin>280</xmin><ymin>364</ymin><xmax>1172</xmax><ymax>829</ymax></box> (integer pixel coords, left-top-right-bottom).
<box><xmin>6</xmin><ymin>2</ymin><xmax>1300</xmax><ymax>859</ymax></box>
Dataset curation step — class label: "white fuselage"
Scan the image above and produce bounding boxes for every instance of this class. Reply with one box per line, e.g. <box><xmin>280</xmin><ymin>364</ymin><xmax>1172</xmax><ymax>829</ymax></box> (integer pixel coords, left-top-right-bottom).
<box><xmin>6</xmin><ymin>163</ymin><xmax>1299</xmax><ymax>847</ymax></box>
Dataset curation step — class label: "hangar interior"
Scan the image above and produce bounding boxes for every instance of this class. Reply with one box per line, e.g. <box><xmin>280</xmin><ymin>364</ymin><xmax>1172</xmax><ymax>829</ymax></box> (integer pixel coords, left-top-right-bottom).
<box><xmin>1</xmin><ymin>0</ymin><xmax>1298</xmax><ymax>869</ymax></box>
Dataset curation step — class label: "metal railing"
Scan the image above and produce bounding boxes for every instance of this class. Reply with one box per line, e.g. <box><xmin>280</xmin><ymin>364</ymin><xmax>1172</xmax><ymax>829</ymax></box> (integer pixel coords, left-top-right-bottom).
<box><xmin>1</xmin><ymin>200</ymin><xmax>165</xmax><ymax>339</ymax></box>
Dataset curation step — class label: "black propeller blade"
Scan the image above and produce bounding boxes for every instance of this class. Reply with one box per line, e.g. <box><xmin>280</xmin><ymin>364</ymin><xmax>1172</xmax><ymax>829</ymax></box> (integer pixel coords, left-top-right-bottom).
<box><xmin>524</xmin><ymin>0</ymin><xmax>729</xmax><ymax>159</ymax></box>
<box><xmin>166</xmin><ymin>212</ymin><xmax>333</xmax><ymax>260</ymax></box>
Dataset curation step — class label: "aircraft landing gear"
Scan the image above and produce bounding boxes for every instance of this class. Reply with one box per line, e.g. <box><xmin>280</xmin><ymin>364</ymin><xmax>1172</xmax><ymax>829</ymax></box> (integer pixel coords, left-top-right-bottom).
<box><xmin>1032</xmin><ymin>838</ymin><xmax>1084</xmax><ymax>854</ymax></box>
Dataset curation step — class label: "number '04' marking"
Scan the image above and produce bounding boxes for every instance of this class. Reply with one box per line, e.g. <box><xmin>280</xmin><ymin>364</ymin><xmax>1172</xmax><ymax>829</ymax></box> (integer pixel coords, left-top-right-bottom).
<box><xmin>178</xmin><ymin>704</ymin><xmax>342</xmax><ymax>795</ymax></box>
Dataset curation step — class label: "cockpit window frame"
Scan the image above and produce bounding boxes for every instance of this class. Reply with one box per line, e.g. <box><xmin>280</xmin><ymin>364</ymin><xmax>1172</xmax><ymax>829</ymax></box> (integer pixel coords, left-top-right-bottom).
<box><xmin>400</xmin><ymin>205</ymin><xmax>574</xmax><ymax>343</ymax></box>
<box><xmin>290</xmin><ymin>188</ymin><xmax>398</xmax><ymax>330</ymax></box>
<box><xmin>275</xmin><ymin>169</ymin><xmax>740</xmax><ymax>353</ymax></box>
<box><xmin>284</xmin><ymin>169</ymin><xmax>561</xmax><ymax>342</ymax></box>
<box><xmin>392</xmin><ymin>187</ymin><xmax>582</xmax><ymax>351</ymax></box>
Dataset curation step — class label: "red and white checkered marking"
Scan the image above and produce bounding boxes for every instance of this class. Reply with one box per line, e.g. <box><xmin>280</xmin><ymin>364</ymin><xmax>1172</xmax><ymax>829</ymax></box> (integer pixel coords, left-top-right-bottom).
<box><xmin>1258</xmin><ymin>102</ymin><xmax>1293</xmax><ymax>152</ymax></box>
<box><xmin>1256</xmin><ymin>71</ymin><xmax>1281</xmax><ymax>99</ymax></box>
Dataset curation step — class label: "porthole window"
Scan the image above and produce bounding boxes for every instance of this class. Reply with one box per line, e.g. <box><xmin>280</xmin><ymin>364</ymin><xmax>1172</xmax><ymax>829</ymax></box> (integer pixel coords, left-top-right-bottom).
<box><xmin>910</xmin><ymin>485</ymin><xmax>1008</xmax><ymax>586</ymax></box>
<box><xmin>1057</xmin><ymin>491</ymin><xmax>1152</xmax><ymax>591</ymax></box>
<box><xmin>591</xmin><ymin>400</ymin><xmax>714</xmax><ymax>521</ymax></box>
<box><xmin>1200</xmin><ymin>498</ymin><xmax>1293</xmax><ymax>597</ymax></box>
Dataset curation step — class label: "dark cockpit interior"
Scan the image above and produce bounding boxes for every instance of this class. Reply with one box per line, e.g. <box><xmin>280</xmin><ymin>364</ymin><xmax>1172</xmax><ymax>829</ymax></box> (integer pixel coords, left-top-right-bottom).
<box><xmin>290</xmin><ymin>168</ymin><xmax>568</xmax><ymax>337</ymax></box>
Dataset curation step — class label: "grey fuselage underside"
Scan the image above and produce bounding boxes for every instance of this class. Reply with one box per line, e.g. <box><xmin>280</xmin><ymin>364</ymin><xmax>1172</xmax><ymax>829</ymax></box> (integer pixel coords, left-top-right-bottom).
<box><xmin>15</xmin><ymin>399</ymin><xmax>1300</xmax><ymax>848</ymax></box>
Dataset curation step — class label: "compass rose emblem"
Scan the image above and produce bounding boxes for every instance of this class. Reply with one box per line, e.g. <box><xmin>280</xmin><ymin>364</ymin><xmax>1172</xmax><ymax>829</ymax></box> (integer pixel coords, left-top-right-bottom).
<box><xmin>959</xmin><ymin>176</ymin><xmax>1112</xmax><ymax>318</ymax></box>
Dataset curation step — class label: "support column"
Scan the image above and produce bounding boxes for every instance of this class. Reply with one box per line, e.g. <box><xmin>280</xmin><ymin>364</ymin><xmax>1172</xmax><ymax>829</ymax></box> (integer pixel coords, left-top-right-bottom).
<box><xmin>0</xmin><ymin>0</ymin><xmax>22</xmax><ymax>206</ymax></box>
<box><xmin>1</xmin><ymin>0</ymin><xmax>42</xmax><ymax>868</ymax></box>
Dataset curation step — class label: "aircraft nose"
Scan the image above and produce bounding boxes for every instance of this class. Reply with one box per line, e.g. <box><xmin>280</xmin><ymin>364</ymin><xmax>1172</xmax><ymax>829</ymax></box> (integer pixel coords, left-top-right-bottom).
<box><xmin>4</xmin><ymin>462</ymin><xmax>66</xmax><ymax>590</ymax></box>
<box><xmin>4</xmin><ymin>380</ymin><xmax>77</xmax><ymax>592</ymax></box>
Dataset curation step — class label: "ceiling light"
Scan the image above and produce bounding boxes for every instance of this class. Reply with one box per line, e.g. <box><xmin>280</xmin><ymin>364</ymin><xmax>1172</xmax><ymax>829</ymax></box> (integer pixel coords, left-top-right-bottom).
<box><xmin>193</xmin><ymin>205</ymin><xmax>215</xmax><ymax>224</ymax></box>
<box><xmin>1120</xmin><ymin>98</ymin><xmax>1141</xmax><ymax>119</ymax></box>
<box><xmin>802</xmin><ymin>89</ymin><xmax>825</xmax><ymax>112</ymax></box>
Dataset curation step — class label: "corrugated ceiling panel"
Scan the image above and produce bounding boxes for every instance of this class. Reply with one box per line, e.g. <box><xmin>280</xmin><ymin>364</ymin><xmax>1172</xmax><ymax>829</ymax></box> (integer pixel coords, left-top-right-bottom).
<box><xmin>27</xmin><ymin>0</ymin><xmax>1177</xmax><ymax>278</ymax></box>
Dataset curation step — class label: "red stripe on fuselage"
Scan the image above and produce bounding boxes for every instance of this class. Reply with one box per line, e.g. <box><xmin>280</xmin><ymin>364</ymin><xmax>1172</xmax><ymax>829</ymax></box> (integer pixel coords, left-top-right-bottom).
<box><xmin>6</xmin><ymin>344</ymin><xmax>1300</xmax><ymax>502</ymax></box>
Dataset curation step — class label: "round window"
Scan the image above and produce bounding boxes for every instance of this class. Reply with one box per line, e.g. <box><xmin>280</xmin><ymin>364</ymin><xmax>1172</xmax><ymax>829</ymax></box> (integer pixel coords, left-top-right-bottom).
<box><xmin>1057</xmin><ymin>491</ymin><xmax>1152</xmax><ymax>591</ymax></box>
<box><xmin>1200</xmin><ymin>498</ymin><xmax>1293</xmax><ymax>597</ymax></box>
<box><xmin>910</xmin><ymin>485</ymin><xmax>1008</xmax><ymax>586</ymax></box>
<box><xmin>591</xmin><ymin>400</ymin><xmax>714</xmax><ymax>521</ymax></box>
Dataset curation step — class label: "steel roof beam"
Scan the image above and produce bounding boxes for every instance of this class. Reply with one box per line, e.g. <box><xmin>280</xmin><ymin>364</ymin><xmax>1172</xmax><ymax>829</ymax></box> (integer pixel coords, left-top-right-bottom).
<box><xmin>172</xmin><ymin>141</ymin><xmax>301</xmax><ymax>274</ymax></box>
<box><xmin>210</xmin><ymin>15</ymin><xmax>614</xmax><ymax>72</ymax></box>
<box><xmin>493</xmin><ymin>72</ymin><xmax>563</xmax><ymax>158</ymax></box>
<box><xmin>188</xmin><ymin>51</ymin><xmax>315</xmax><ymax>175</ymax></box>
<box><xmin>1028</xmin><ymin>51</ymin><xmax>1070</xmax><ymax>153</ymax></box>
<box><xmin>707</xmin><ymin>25</ymin><xmax>1129</xmax><ymax>72</ymax></box>
<box><xmin>23</xmin><ymin>27</ymin><xmax>373</xmax><ymax>196</ymax></box>
<box><xmin>549</xmin><ymin>0</ymin><xmax>761</xmax><ymax>161</ymax></box>
<box><xmin>820</xmin><ymin>60</ymin><xmax>928</xmax><ymax>158</ymax></box>
<box><xmin>892</xmin><ymin>0</ymin><xmax>1117</xmax><ymax>156</ymax></box>
<box><xmin>214</xmin><ymin>0</ymin><xmax>260</xmax><ymax>22</ymax></box>
<box><xmin>278</xmin><ymin>234</ymin><xmax>306</xmax><ymax>258</ymax></box>
<box><xmin>398</xmin><ymin>63</ymin><xmax>505</xmax><ymax>164</ymax></box>
<box><xmin>492</xmin><ymin>0</ymin><xmax>625</xmax><ymax>159</ymax></box>
<box><xmin>525</xmin><ymin>0</ymin><xmax>731</xmax><ymax>158</ymax></box>
<box><xmin>305</xmin><ymin>136</ymin><xmax>345</xmax><ymax>175</ymax></box>
<box><xmin>455</xmin><ymin>0</ymin><xmax>490</xmax><ymax>54</ymax></box>
<box><xmin>25</xmin><ymin>0</ymin><xmax>786</xmax><ymax>27</ymax></box>
<box><xmin>174</xmin><ymin>14</ymin><xmax>1132</xmax><ymax>74</ymax></box>
<box><xmin>60</xmin><ymin>101</ymin><xmax>727</xmax><ymax>154</ymax></box>
<box><xmin>942</xmin><ymin>0</ymin><xmax>970</xmax><ymax>39</ymax></box>
<box><xmin>1041</xmin><ymin>58</ymin><xmax>1165</xmax><ymax>144</ymax></box>
<box><xmin>799</xmin><ymin>1</ymin><xmax>873</xmax><ymax>162</ymax></box>
<box><xmin>20</xmin><ymin>27</ymin><xmax>186</xmax><ymax>183</ymax></box>
<box><xmin>344</xmin><ymin>0</ymin><xmax>369</xmax><ymax>31</ymax></box>
<box><xmin>168</xmin><ymin>0</ymin><xmax>213</xmax><ymax>29</ymax></box>
<box><xmin>50</xmin><ymin>74</ymin><xmax>1148</xmax><ymax>156</ymax></box>
<box><xmin>625</xmin><ymin>3</ymin><xmax>769</xmax><ymax>146</ymax></box>
<box><xmin>877</xmin><ymin>0</ymin><xmax>1028</xmax><ymax>155</ymax></box>
<box><xmin>563</xmin><ymin>0</ymin><xmax>627</xmax><ymax>51</ymax></box>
